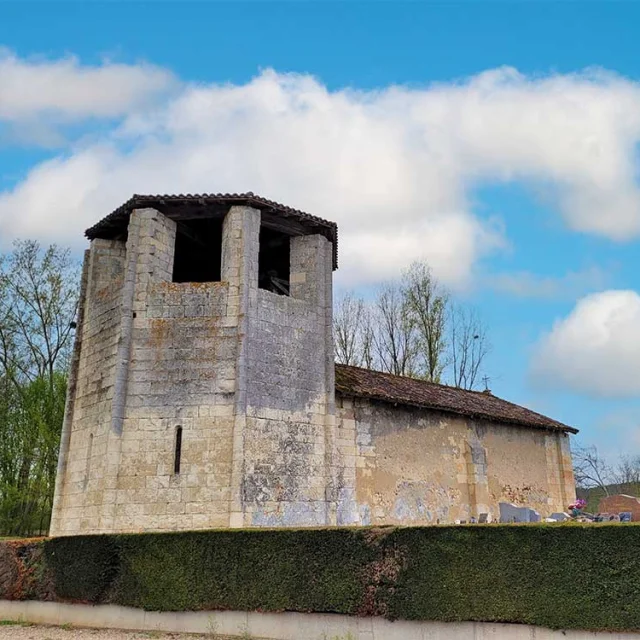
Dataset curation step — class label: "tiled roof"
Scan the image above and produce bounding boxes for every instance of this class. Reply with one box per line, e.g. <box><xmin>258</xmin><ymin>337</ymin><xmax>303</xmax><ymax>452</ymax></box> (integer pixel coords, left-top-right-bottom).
<box><xmin>85</xmin><ymin>193</ymin><xmax>338</xmax><ymax>269</ymax></box>
<box><xmin>335</xmin><ymin>364</ymin><xmax>577</xmax><ymax>434</ymax></box>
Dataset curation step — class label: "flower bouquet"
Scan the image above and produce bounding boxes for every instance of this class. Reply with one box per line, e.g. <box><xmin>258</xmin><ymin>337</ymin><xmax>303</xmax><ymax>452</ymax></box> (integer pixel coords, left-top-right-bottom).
<box><xmin>568</xmin><ymin>498</ymin><xmax>587</xmax><ymax>517</ymax></box>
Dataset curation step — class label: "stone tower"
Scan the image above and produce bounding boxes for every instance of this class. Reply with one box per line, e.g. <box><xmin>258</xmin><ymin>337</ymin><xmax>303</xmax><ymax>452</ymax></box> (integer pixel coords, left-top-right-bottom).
<box><xmin>50</xmin><ymin>194</ymin><xmax>338</xmax><ymax>536</ymax></box>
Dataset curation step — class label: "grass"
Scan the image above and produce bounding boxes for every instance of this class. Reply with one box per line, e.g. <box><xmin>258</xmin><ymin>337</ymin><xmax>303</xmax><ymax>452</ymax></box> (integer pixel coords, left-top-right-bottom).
<box><xmin>0</xmin><ymin>619</ymin><xmax>33</xmax><ymax>627</ymax></box>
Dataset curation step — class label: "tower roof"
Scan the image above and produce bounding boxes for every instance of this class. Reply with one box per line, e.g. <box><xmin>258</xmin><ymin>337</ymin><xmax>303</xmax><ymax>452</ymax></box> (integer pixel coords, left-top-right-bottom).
<box><xmin>85</xmin><ymin>192</ymin><xmax>339</xmax><ymax>269</ymax></box>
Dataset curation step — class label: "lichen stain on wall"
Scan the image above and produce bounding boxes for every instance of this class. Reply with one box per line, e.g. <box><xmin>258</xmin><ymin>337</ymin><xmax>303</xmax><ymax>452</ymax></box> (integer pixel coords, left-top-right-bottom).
<box><xmin>351</xmin><ymin>401</ymin><xmax>470</xmax><ymax>525</ymax></box>
<box><xmin>344</xmin><ymin>398</ymin><xmax>569</xmax><ymax>525</ymax></box>
<box><xmin>242</xmin><ymin>405</ymin><xmax>329</xmax><ymax>528</ymax></box>
<box><xmin>393</xmin><ymin>481</ymin><xmax>463</xmax><ymax>523</ymax></box>
<box><xmin>483</xmin><ymin>425</ymin><xmax>551</xmax><ymax>514</ymax></box>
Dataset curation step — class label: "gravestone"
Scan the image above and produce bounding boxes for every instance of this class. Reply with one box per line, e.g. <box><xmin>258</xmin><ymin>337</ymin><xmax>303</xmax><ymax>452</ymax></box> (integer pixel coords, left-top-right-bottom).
<box><xmin>499</xmin><ymin>502</ymin><xmax>541</xmax><ymax>523</ymax></box>
<box><xmin>549</xmin><ymin>511</ymin><xmax>571</xmax><ymax>522</ymax></box>
<box><xmin>529</xmin><ymin>509</ymin><xmax>541</xmax><ymax>522</ymax></box>
<box><xmin>549</xmin><ymin>512</ymin><xmax>570</xmax><ymax>522</ymax></box>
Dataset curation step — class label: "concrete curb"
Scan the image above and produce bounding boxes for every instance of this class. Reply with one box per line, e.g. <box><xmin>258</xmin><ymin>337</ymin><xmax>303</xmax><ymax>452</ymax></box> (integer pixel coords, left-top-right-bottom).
<box><xmin>0</xmin><ymin>600</ymin><xmax>634</xmax><ymax>639</ymax></box>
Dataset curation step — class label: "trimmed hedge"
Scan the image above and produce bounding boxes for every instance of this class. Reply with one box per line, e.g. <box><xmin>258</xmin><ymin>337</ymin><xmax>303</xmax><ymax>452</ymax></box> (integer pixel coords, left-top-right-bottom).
<box><xmin>2</xmin><ymin>524</ymin><xmax>640</xmax><ymax>631</ymax></box>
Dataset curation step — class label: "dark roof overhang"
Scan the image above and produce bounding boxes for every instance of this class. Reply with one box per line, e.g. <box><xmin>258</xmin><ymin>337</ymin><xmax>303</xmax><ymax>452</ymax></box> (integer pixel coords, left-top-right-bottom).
<box><xmin>85</xmin><ymin>192</ymin><xmax>339</xmax><ymax>270</ymax></box>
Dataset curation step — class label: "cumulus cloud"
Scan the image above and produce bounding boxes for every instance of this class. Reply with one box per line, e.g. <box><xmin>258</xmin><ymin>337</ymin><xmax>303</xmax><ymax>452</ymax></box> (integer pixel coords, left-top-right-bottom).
<box><xmin>0</xmin><ymin>48</ymin><xmax>176</xmax><ymax>122</ymax></box>
<box><xmin>530</xmin><ymin>290</ymin><xmax>640</xmax><ymax>397</ymax></box>
<box><xmin>2</xmin><ymin>62</ymin><xmax>640</xmax><ymax>286</ymax></box>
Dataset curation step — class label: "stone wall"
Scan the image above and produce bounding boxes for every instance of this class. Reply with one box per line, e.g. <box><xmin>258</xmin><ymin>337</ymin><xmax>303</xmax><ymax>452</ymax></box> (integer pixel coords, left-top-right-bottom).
<box><xmin>51</xmin><ymin>203</ymin><xmax>574</xmax><ymax>536</ymax></box>
<box><xmin>335</xmin><ymin>396</ymin><xmax>575</xmax><ymax>525</ymax></box>
<box><xmin>239</xmin><ymin>233</ymin><xmax>336</xmax><ymax>527</ymax></box>
<box><xmin>52</xmin><ymin>205</ymin><xmax>338</xmax><ymax>534</ymax></box>
<box><xmin>50</xmin><ymin>239</ymin><xmax>126</xmax><ymax>535</ymax></box>
<box><xmin>51</xmin><ymin>208</ymin><xmax>243</xmax><ymax>535</ymax></box>
<box><xmin>106</xmin><ymin>210</ymin><xmax>234</xmax><ymax>532</ymax></box>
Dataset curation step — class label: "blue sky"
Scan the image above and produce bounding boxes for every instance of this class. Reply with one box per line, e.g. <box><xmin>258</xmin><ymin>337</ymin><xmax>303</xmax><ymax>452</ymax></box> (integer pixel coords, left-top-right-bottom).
<box><xmin>1</xmin><ymin>1</ymin><xmax>640</xmax><ymax>458</ymax></box>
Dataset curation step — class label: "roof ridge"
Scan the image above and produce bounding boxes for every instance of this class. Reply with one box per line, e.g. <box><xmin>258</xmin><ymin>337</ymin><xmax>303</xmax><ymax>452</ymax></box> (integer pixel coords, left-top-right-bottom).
<box><xmin>335</xmin><ymin>362</ymin><xmax>496</xmax><ymax>397</ymax></box>
<box><xmin>334</xmin><ymin>362</ymin><xmax>577</xmax><ymax>434</ymax></box>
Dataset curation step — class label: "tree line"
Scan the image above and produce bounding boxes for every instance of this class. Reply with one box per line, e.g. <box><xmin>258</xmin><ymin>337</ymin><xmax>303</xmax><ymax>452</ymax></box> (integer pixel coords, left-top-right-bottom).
<box><xmin>334</xmin><ymin>262</ymin><xmax>491</xmax><ymax>389</ymax></box>
<box><xmin>573</xmin><ymin>444</ymin><xmax>640</xmax><ymax>498</ymax></box>
<box><xmin>0</xmin><ymin>241</ymin><xmax>78</xmax><ymax>536</ymax></box>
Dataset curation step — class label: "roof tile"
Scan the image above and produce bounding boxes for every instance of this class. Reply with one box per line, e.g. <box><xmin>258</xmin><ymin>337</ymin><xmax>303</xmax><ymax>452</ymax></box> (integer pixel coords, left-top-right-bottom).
<box><xmin>85</xmin><ymin>192</ymin><xmax>338</xmax><ymax>269</ymax></box>
<box><xmin>335</xmin><ymin>364</ymin><xmax>577</xmax><ymax>434</ymax></box>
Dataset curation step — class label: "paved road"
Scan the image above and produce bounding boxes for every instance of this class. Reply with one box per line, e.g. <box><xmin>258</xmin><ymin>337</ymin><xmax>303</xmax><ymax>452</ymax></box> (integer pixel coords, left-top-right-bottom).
<box><xmin>0</xmin><ymin>625</ymin><xmax>218</xmax><ymax>639</ymax></box>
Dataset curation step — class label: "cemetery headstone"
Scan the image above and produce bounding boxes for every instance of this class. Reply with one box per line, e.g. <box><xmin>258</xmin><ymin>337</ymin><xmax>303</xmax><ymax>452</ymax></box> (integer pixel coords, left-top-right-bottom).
<box><xmin>549</xmin><ymin>512</ymin><xmax>570</xmax><ymax>522</ymax></box>
<box><xmin>499</xmin><ymin>502</ymin><xmax>541</xmax><ymax>523</ymax></box>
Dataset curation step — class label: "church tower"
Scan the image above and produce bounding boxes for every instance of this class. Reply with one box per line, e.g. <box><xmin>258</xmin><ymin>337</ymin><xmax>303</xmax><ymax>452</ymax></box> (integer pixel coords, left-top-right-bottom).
<box><xmin>50</xmin><ymin>194</ymin><xmax>338</xmax><ymax>535</ymax></box>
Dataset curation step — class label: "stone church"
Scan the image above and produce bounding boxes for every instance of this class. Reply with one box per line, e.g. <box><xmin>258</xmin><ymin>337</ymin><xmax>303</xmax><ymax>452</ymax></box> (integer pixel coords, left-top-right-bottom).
<box><xmin>50</xmin><ymin>193</ymin><xmax>576</xmax><ymax>536</ymax></box>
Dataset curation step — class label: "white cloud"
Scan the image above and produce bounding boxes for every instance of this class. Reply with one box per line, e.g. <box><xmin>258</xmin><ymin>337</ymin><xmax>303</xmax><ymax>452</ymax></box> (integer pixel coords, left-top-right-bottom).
<box><xmin>531</xmin><ymin>290</ymin><xmax>640</xmax><ymax>397</ymax></box>
<box><xmin>2</xmin><ymin>63</ymin><xmax>640</xmax><ymax>286</ymax></box>
<box><xmin>487</xmin><ymin>266</ymin><xmax>610</xmax><ymax>300</ymax></box>
<box><xmin>0</xmin><ymin>48</ymin><xmax>176</xmax><ymax>122</ymax></box>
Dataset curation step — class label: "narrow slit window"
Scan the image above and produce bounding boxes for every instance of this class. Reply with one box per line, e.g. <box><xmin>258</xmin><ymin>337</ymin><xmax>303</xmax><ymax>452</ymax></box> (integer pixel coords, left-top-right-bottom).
<box><xmin>174</xmin><ymin>426</ymin><xmax>183</xmax><ymax>475</ymax></box>
<box><xmin>84</xmin><ymin>433</ymin><xmax>93</xmax><ymax>490</ymax></box>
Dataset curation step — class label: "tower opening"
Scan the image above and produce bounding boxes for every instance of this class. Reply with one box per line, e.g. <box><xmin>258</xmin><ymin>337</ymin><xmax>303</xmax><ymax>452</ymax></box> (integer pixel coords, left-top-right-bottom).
<box><xmin>172</xmin><ymin>218</ymin><xmax>223</xmax><ymax>283</ymax></box>
<box><xmin>258</xmin><ymin>226</ymin><xmax>290</xmax><ymax>296</ymax></box>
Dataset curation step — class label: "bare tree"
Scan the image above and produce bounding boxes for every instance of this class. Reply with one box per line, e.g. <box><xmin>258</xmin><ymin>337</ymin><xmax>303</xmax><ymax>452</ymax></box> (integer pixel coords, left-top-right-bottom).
<box><xmin>402</xmin><ymin>262</ymin><xmax>448</xmax><ymax>383</ymax></box>
<box><xmin>359</xmin><ymin>303</ymin><xmax>376</xmax><ymax>370</ymax></box>
<box><xmin>0</xmin><ymin>240</ymin><xmax>78</xmax><ymax>387</ymax></box>
<box><xmin>373</xmin><ymin>282</ymin><xmax>418</xmax><ymax>376</ymax></box>
<box><xmin>449</xmin><ymin>304</ymin><xmax>491</xmax><ymax>390</ymax></box>
<box><xmin>333</xmin><ymin>291</ymin><xmax>367</xmax><ymax>366</ymax></box>
<box><xmin>572</xmin><ymin>444</ymin><xmax>613</xmax><ymax>495</ymax></box>
<box><xmin>611</xmin><ymin>454</ymin><xmax>640</xmax><ymax>492</ymax></box>
<box><xmin>333</xmin><ymin>261</ymin><xmax>492</xmax><ymax>390</ymax></box>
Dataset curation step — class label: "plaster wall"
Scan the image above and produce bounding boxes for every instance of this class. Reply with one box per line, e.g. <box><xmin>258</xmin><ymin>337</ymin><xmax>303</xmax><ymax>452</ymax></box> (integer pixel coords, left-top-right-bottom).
<box><xmin>336</xmin><ymin>396</ymin><xmax>576</xmax><ymax>525</ymax></box>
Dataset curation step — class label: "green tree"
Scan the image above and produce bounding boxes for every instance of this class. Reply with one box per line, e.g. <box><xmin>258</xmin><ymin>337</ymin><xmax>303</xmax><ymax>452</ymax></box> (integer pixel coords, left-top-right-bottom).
<box><xmin>0</xmin><ymin>241</ymin><xmax>78</xmax><ymax>536</ymax></box>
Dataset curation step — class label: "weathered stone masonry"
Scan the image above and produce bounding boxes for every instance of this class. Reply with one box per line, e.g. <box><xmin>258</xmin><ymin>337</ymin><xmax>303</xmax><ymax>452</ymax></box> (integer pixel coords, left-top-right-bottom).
<box><xmin>50</xmin><ymin>194</ymin><xmax>576</xmax><ymax>536</ymax></box>
<box><xmin>51</xmin><ymin>201</ymin><xmax>340</xmax><ymax>535</ymax></box>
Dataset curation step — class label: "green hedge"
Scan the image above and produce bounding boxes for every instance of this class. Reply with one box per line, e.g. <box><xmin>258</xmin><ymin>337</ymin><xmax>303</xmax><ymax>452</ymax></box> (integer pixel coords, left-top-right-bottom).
<box><xmin>2</xmin><ymin>524</ymin><xmax>640</xmax><ymax>631</ymax></box>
